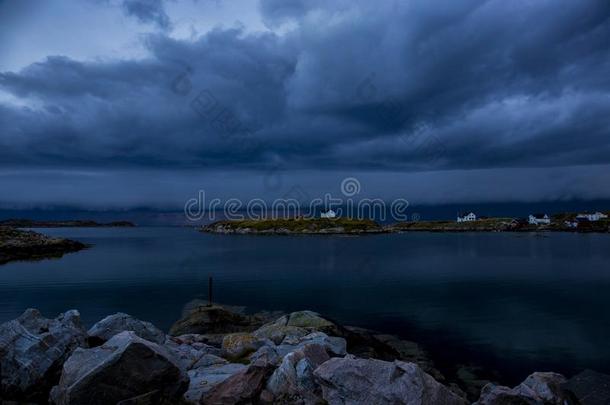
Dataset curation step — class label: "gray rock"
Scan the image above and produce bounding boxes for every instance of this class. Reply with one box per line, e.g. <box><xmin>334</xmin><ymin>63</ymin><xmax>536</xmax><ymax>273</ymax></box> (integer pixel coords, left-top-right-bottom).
<box><xmin>201</xmin><ymin>356</ymin><xmax>276</xmax><ymax>404</ymax></box>
<box><xmin>185</xmin><ymin>361</ymin><xmax>247</xmax><ymax>403</ymax></box>
<box><xmin>192</xmin><ymin>353</ymin><xmax>229</xmax><ymax>369</ymax></box>
<box><xmin>475</xmin><ymin>384</ymin><xmax>537</xmax><ymax>405</ymax></box>
<box><xmin>521</xmin><ymin>372</ymin><xmax>569</xmax><ymax>404</ymax></box>
<box><xmin>221</xmin><ymin>332</ymin><xmax>268</xmax><ymax>360</ymax></box>
<box><xmin>314</xmin><ymin>357</ymin><xmax>467</xmax><ymax>405</ymax></box>
<box><xmin>254</xmin><ymin>311</ymin><xmax>340</xmax><ymax>344</ymax></box>
<box><xmin>0</xmin><ymin>308</ymin><xmax>86</xmax><ymax>402</ymax></box>
<box><xmin>474</xmin><ymin>372</ymin><xmax>571</xmax><ymax>405</ymax></box>
<box><xmin>562</xmin><ymin>369</ymin><xmax>610</xmax><ymax>405</ymax></box>
<box><xmin>266</xmin><ymin>343</ymin><xmax>330</xmax><ymax>403</ymax></box>
<box><xmin>277</xmin><ymin>331</ymin><xmax>347</xmax><ymax>358</ymax></box>
<box><xmin>165</xmin><ymin>334</ymin><xmax>222</xmax><ymax>370</ymax></box>
<box><xmin>248</xmin><ymin>344</ymin><xmax>282</xmax><ymax>368</ymax></box>
<box><xmin>87</xmin><ymin>312</ymin><xmax>166</xmax><ymax>345</ymax></box>
<box><xmin>49</xmin><ymin>331</ymin><xmax>188</xmax><ymax>405</ymax></box>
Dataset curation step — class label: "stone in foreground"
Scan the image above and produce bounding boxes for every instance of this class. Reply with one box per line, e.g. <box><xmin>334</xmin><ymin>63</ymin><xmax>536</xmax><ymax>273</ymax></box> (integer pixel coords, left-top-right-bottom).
<box><xmin>221</xmin><ymin>332</ymin><xmax>268</xmax><ymax>360</ymax></box>
<box><xmin>201</xmin><ymin>357</ymin><xmax>276</xmax><ymax>404</ymax></box>
<box><xmin>185</xmin><ymin>359</ymin><xmax>247</xmax><ymax>403</ymax></box>
<box><xmin>254</xmin><ymin>310</ymin><xmax>341</xmax><ymax>344</ymax></box>
<box><xmin>0</xmin><ymin>308</ymin><xmax>86</xmax><ymax>402</ymax></box>
<box><xmin>562</xmin><ymin>369</ymin><xmax>610</xmax><ymax>405</ymax></box>
<box><xmin>87</xmin><ymin>312</ymin><xmax>166</xmax><ymax>345</ymax></box>
<box><xmin>475</xmin><ymin>372</ymin><xmax>572</xmax><ymax>405</ymax></box>
<box><xmin>50</xmin><ymin>331</ymin><xmax>188</xmax><ymax>405</ymax></box>
<box><xmin>314</xmin><ymin>357</ymin><xmax>467</xmax><ymax>405</ymax></box>
<box><xmin>266</xmin><ymin>343</ymin><xmax>331</xmax><ymax>403</ymax></box>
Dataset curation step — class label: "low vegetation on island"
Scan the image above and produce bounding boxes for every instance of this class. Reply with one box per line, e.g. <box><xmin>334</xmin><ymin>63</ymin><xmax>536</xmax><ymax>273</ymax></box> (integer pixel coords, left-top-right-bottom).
<box><xmin>388</xmin><ymin>218</ymin><xmax>518</xmax><ymax>232</ymax></box>
<box><xmin>202</xmin><ymin>217</ymin><xmax>384</xmax><ymax>235</ymax></box>
<box><xmin>0</xmin><ymin>227</ymin><xmax>87</xmax><ymax>265</ymax></box>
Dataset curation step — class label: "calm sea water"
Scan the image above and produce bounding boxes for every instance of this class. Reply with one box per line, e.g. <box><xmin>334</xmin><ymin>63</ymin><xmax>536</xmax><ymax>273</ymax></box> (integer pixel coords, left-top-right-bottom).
<box><xmin>1</xmin><ymin>227</ymin><xmax>609</xmax><ymax>383</ymax></box>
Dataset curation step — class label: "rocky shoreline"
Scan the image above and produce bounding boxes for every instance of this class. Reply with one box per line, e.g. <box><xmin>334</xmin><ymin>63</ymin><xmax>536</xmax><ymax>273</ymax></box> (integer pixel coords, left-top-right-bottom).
<box><xmin>1</xmin><ymin>304</ymin><xmax>604</xmax><ymax>404</ymax></box>
<box><xmin>0</xmin><ymin>227</ymin><xmax>87</xmax><ymax>265</ymax></box>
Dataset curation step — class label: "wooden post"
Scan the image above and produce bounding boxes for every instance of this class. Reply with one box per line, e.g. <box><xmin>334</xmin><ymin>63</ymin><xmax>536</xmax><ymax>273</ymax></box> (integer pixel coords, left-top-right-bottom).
<box><xmin>208</xmin><ymin>276</ymin><xmax>213</xmax><ymax>307</ymax></box>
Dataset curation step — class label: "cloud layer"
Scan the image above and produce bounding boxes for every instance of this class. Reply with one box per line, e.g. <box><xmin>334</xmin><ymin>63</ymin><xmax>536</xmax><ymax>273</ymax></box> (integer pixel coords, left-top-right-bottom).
<box><xmin>0</xmin><ymin>0</ymin><xmax>609</xmax><ymax>205</ymax></box>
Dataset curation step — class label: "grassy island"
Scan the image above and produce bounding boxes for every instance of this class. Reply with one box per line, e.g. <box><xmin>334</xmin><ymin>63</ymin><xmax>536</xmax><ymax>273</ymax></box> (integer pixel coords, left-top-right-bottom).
<box><xmin>202</xmin><ymin>217</ymin><xmax>384</xmax><ymax>235</ymax></box>
<box><xmin>0</xmin><ymin>227</ymin><xmax>87</xmax><ymax>265</ymax></box>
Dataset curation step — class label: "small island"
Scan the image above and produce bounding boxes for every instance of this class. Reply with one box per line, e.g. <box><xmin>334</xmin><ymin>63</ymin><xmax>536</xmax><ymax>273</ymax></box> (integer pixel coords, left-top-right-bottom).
<box><xmin>0</xmin><ymin>227</ymin><xmax>87</xmax><ymax>265</ymax></box>
<box><xmin>202</xmin><ymin>217</ymin><xmax>384</xmax><ymax>235</ymax></box>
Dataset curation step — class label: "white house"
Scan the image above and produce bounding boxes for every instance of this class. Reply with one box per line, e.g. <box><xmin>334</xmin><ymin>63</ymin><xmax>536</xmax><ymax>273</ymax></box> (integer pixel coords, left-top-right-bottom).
<box><xmin>576</xmin><ymin>212</ymin><xmax>608</xmax><ymax>222</ymax></box>
<box><xmin>457</xmin><ymin>212</ymin><xmax>477</xmax><ymax>223</ymax></box>
<box><xmin>321</xmin><ymin>209</ymin><xmax>337</xmax><ymax>219</ymax></box>
<box><xmin>528</xmin><ymin>214</ymin><xmax>550</xmax><ymax>225</ymax></box>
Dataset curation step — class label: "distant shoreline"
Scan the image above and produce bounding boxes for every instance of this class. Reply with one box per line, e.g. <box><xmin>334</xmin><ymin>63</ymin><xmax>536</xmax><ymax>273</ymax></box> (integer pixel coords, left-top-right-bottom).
<box><xmin>202</xmin><ymin>216</ymin><xmax>610</xmax><ymax>235</ymax></box>
<box><xmin>0</xmin><ymin>219</ymin><xmax>136</xmax><ymax>228</ymax></box>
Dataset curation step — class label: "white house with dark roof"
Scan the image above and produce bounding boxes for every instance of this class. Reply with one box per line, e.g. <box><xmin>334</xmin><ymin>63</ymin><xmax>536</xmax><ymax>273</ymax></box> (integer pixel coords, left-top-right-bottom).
<box><xmin>528</xmin><ymin>214</ymin><xmax>550</xmax><ymax>225</ymax></box>
<box><xmin>321</xmin><ymin>209</ymin><xmax>337</xmax><ymax>219</ymax></box>
<box><xmin>457</xmin><ymin>212</ymin><xmax>477</xmax><ymax>223</ymax></box>
<box><xmin>576</xmin><ymin>212</ymin><xmax>608</xmax><ymax>222</ymax></box>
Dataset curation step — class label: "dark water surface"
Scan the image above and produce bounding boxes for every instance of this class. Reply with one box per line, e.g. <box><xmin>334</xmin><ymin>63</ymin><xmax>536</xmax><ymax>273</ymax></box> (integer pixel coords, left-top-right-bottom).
<box><xmin>1</xmin><ymin>227</ymin><xmax>609</xmax><ymax>383</ymax></box>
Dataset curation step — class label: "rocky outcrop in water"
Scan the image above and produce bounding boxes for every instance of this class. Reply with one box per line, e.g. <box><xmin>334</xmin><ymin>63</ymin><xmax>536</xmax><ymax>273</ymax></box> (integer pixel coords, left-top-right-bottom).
<box><xmin>1</xmin><ymin>306</ymin><xmax>607</xmax><ymax>404</ymax></box>
<box><xmin>0</xmin><ymin>227</ymin><xmax>86</xmax><ymax>265</ymax></box>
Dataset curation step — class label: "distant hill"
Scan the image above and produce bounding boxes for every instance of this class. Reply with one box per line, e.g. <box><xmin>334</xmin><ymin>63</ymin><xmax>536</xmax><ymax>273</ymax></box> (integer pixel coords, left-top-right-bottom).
<box><xmin>0</xmin><ymin>219</ymin><xmax>136</xmax><ymax>228</ymax></box>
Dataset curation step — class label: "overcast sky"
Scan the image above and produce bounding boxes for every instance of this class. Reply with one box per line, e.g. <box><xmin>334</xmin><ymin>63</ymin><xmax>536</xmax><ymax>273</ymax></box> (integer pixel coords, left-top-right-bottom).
<box><xmin>1</xmin><ymin>0</ymin><xmax>609</xmax><ymax>208</ymax></box>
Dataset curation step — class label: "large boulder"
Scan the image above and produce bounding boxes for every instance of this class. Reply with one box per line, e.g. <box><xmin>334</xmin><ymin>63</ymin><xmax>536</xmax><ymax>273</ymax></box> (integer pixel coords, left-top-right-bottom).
<box><xmin>474</xmin><ymin>372</ymin><xmax>572</xmax><ymax>405</ymax></box>
<box><xmin>87</xmin><ymin>312</ymin><xmax>166</xmax><ymax>345</ymax></box>
<box><xmin>254</xmin><ymin>311</ymin><xmax>340</xmax><ymax>344</ymax></box>
<box><xmin>201</xmin><ymin>357</ymin><xmax>276</xmax><ymax>404</ymax></box>
<box><xmin>276</xmin><ymin>331</ymin><xmax>347</xmax><ymax>358</ymax></box>
<box><xmin>221</xmin><ymin>332</ymin><xmax>268</xmax><ymax>360</ymax></box>
<box><xmin>169</xmin><ymin>305</ymin><xmax>255</xmax><ymax>337</ymax></box>
<box><xmin>49</xmin><ymin>331</ymin><xmax>188</xmax><ymax>405</ymax></box>
<box><xmin>0</xmin><ymin>308</ymin><xmax>86</xmax><ymax>402</ymax></box>
<box><xmin>164</xmin><ymin>334</ymin><xmax>222</xmax><ymax>370</ymax></box>
<box><xmin>265</xmin><ymin>343</ymin><xmax>331</xmax><ymax>403</ymax></box>
<box><xmin>185</xmin><ymin>359</ymin><xmax>247</xmax><ymax>403</ymax></box>
<box><xmin>314</xmin><ymin>357</ymin><xmax>467</xmax><ymax>405</ymax></box>
<box><xmin>562</xmin><ymin>369</ymin><xmax>610</xmax><ymax>404</ymax></box>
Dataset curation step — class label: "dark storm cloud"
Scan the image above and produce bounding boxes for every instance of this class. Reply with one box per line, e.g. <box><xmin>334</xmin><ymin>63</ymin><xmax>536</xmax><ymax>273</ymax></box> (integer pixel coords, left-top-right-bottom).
<box><xmin>121</xmin><ymin>0</ymin><xmax>171</xmax><ymax>30</ymax></box>
<box><xmin>1</xmin><ymin>0</ymin><xmax>609</xmax><ymax>174</ymax></box>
